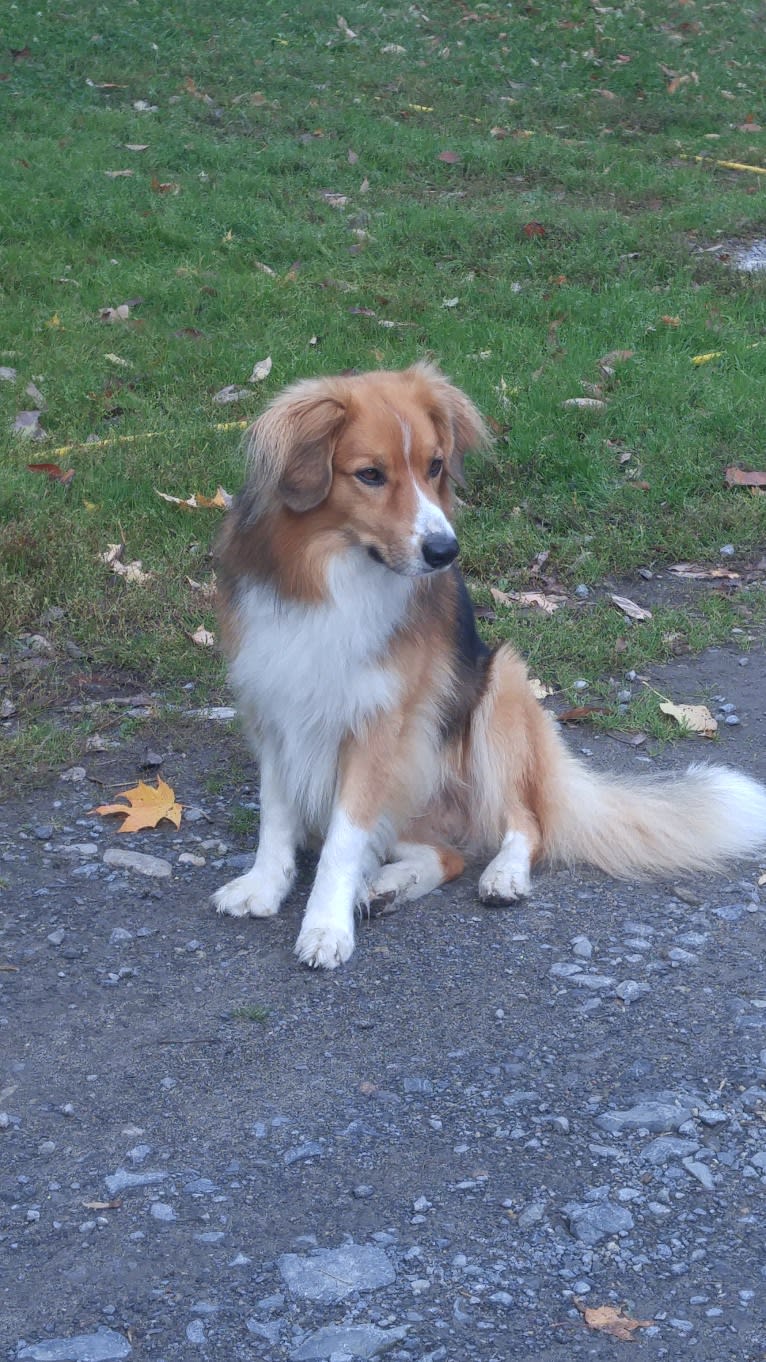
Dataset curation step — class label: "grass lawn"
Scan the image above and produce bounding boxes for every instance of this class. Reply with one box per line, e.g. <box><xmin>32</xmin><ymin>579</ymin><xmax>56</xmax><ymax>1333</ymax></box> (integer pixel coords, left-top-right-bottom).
<box><xmin>1</xmin><ymin>0</ymin><xmax>765</xmax><ymax>771</ymax></box>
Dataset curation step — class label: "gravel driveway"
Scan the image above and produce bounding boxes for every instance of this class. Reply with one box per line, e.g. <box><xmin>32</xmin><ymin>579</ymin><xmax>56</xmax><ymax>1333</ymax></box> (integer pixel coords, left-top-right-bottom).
<box><xmin>2</xmin><ymin>645</ymin><xmax>766</xmax><ymax>1361</ymax></box>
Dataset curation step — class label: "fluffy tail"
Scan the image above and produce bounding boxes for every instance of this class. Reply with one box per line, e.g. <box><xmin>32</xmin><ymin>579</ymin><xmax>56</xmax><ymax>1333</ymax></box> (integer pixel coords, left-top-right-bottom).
<box><xmin>543</xmin><ymin>748</ymin><xmax>766</xmax><ymax>877</ymax></box>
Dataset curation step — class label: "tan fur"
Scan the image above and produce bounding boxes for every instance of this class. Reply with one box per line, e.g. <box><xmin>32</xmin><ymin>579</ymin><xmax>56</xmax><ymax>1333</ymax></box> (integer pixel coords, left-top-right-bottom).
<box><xmin>214</xmin><ymin>364</ymin><xmax>766</xmax><ymax>965</ymax></box>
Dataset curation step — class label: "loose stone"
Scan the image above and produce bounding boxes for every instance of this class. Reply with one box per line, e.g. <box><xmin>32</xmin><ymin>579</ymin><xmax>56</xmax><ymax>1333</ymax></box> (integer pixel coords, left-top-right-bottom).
<box><xmin>682</xmin><ymin>1158</ymin><xmax>715</xmax><ymax>1190</ymax></box>
<box><xmin>563</xmin><ymin>1200</ymin><xmax>634</xmax><ymax>1246</ymax></box>
<box><xmin>17</xmin><ymin>1332</ymin><xmax>131</xmax><ymax>1361</ymax></box>
<box><xmin>290</xmin><ymin>1324</ymin><xmax>408</xmax><ymax>1360</ymax></box>
<box><xmin>596</xmin><ymin>1102</ymin><xmax>693</xmax><ymax>1134</ymax></box>
<box><xmin>104</xmin><ymin>1168</ymin><xmax>168</xmax><ymax>1195</ymax></box>
<box><xmin>279</xmin><ymin>1244</ymin><xmax>396</xmax><ymax>1302</ymax></box>
<box><xmin>103</xmin><ymin>849</ymin><xmax>172</xmax><ymax>879</ymax></box>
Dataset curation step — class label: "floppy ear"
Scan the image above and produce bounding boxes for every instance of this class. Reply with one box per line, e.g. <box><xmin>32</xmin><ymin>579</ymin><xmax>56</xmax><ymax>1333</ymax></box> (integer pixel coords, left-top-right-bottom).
<box><xmin>247</xmin><ymin>384</ymin><xmax>347</xmax><ymax>514</ymax></box>
<box><xmin>409</xmin><ymin>361</ymin><xmax>489</xmax><ymax>487</ymax></box>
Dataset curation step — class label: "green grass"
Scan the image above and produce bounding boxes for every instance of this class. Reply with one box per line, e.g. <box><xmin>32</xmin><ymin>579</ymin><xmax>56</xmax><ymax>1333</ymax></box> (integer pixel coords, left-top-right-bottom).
<box><xmin>1</xmin><ymin>0</ymin><xmax>765</xmax><ymax>748</ymax></box>
<box><xmin>232</xmin><ymin>1004</ymin><xmax>270</xmax><ymax>1024</ymax></box>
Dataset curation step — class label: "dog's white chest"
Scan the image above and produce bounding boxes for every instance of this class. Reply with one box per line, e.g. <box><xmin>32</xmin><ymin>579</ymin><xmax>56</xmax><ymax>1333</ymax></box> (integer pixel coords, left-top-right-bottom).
<box><xmin>230</xmin><ymin>553</ymin><xmax>412</xmax><ymax>827</ymax></box>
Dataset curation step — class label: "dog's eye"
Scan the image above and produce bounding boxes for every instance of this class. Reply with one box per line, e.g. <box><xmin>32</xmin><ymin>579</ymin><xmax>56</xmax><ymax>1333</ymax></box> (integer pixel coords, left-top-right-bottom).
<box><xmin>428</xmin><ymin>456</ymin><xmax>444</xmax><ymax>479</ymax></box>
<box><xmin>355</xmin><ymin>467</ymin><xmax>386</xmax><ymax>486</ymax></box>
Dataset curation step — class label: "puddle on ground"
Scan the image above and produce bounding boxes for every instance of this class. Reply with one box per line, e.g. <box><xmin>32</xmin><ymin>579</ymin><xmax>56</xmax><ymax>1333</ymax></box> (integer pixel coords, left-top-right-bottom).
<box><xmin>703</xmin><ymin>238</ymin><xmax>766</xmax><ymax>272</ymax></box>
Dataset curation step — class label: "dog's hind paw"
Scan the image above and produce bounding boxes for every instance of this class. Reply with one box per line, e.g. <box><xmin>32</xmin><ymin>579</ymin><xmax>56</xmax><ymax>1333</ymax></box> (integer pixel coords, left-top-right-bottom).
<box><xmin>212</xmin><ymin>871</ymin><xmax>284</xmax><ymax>918</ymax></box>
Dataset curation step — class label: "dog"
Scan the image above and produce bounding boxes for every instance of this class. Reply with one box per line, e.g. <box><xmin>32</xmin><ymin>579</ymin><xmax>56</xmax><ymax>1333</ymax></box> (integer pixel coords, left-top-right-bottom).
<box><xmin>212</xmin><ymin>362</ymin><xmax>766</xmax><ymax>968</ymax></box>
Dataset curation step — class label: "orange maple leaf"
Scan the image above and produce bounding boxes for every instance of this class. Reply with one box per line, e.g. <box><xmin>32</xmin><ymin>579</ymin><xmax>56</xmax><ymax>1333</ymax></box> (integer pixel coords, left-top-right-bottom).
<box><xmin>91</xmin><ymin>778</ymin><xmax>183</xmax><ymax>833</ymax></box>
<box><xmin>577</xmin><ymin>1301</ymin><xmax>652</xmax><ymax>1341</ymax></box>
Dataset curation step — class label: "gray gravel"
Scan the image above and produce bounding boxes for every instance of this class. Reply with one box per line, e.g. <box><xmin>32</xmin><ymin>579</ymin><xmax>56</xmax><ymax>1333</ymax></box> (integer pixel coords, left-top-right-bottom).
<box><xmin>2</xmin><ymin>643</ymin><xmax>766</xmax><ymax>1359</ymax></box>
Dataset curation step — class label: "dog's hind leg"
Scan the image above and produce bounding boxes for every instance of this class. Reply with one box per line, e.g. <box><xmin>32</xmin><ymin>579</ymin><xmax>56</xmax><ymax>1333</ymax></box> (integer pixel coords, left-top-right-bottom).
<box><xmin>478</xmin><ymin>811</ymin><xmax>540</xmax><ymax>905</ymax></box>
<box><xmin>367</xmin><ymin>841</ymin><xmax>465</xmax><ymax>913</ymax></box>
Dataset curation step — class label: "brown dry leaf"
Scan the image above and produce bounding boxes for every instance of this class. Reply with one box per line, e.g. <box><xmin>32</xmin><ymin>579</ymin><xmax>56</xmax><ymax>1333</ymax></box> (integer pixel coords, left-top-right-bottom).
<box><xmin>528</xmin><ymin>677</ymin><xmax>553</xmax><ymax>700</ymax></box>
<box><xmin>151</xmin><ymin>177</ymin><xmax>181</xmax><ymax>194</ymax></box>
<box><xmin>191</xmin><ymin>626</ymin><xmax>215</xmax><ymax>648</ymax></box>
<box><xmin>91</xmin><ymin>777</ymin><xmax>183</xmax><ymax>833</ymax></box>
<box><xmin>558</xmin><ymin>705</ymin><xmax>607</xmax><ymax>723</ymax></box>
<box><xmin>667</xmin><ymin>71</ymin><xmax>698</xmax><ymax>95</ymax></box>
<box><xmin>606</xmin><ymin>730</ymin><xmax>648</xmax><ymax>747</ymax></box>
<box><xmin>579</xmin><ymin>1302</ymin><xmax>652</xmax><ymax>1341</ymax></box>
<box><xmin>562</xmin><ymin>397</ymin><xmax>607</xmax><ymax>411</ymax></box>
<box><xmin>659</xmin><ymin>700</ymin><xmax>718</xmax><ymax>737</ymax></box>
<box><xmin>438</xmin><ymin>150</ymin><xmax>461</xmax><ymax>163</ymax></box>
<box><xmin>660</xmin><ymin>314</ymin><xmax>681</xmax><ymax>327</ymax></box>
<box><xmin>28</xmin><ymin>462</ymin><xmax>75</xmax><ymax>486</ymax></box>
<box><xmin>669</xmin><ymin>563</ymin><xmax>740</xmax><ymax>580</ymax></box>
<box><xmin>491</xmin><ymin>588</ymin><xmax>565</xmax><ymax>615</ymax></box>
<box><xmin>522</xmin><ymin>220</ymin><xmax>546</xmax><ymax>238</ymax></box>
<box><xmin>611</xmin><ymin>594</ymin><xmax>652</xmax><ymax>622</ymax></box>
<box><xmin>724</xmin><ymin>466</ymin><xmax>766</xmax><ymax>488</ymax></box>
<box><xmin>82</xmin><ymin>1199</ymin><xmax>121</xmax><ymax>1210</ymax></box>
<box><xmin>322</xmin><ymin>191</ymin><xmax>349</xmax><ymax>209</ymax></box>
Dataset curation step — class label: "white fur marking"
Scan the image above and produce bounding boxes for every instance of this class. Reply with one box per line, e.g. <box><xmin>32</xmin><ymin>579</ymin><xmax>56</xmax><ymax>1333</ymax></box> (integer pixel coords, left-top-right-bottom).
<box><xmin>213</xmin><ymin>746</ymin><xmax>298</xmax><ymax>918</ymax></box>
<box><xmin>368</xmin><ymin>841</ymin><xmax>445</xmax><ymax>905</ymax></box>
<box><xmin>409</xmin><ymin>481</ymin><xmax>456</xmax><ymax>568</ymax></box>
<box><xmin>479</xmin><ymin>830</ymin><xmax>532</xmax><ymax>903</ymax></box>
<box><xmin>230</xmin><ymin>551</ymin><xmax>411</xmax><ymax>833</ymax></box>
<box><xmin>397</xmin><ymin>415</ymin><xmax>412</xmax><ymax>463</ymax></box>
<box><xmin>295</xmin><ymin>809</ymin><xmax>370</xmax><ymax>968</ymax></box>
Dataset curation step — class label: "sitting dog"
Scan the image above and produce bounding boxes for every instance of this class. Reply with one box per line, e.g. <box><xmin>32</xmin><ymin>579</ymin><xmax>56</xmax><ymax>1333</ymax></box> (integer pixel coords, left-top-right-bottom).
<box><xmin>212</xmin><ymin>362</ymin><xmax>766</xmax><ymax>968</ymax></box>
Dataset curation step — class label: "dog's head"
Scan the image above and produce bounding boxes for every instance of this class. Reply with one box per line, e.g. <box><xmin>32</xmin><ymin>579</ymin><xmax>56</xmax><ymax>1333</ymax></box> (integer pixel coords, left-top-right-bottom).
<box><xmin>242</xmin><ymin>363</ymin><xmax>488</xmax><ymax>578</ymax></box>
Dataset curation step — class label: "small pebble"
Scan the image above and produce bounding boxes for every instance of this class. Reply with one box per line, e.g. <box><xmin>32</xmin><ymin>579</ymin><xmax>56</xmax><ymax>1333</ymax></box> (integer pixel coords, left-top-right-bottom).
<box><xmin>725</xmin><ymin>714</ymin><xmax>740</xmax><ymax>726</ymax></box>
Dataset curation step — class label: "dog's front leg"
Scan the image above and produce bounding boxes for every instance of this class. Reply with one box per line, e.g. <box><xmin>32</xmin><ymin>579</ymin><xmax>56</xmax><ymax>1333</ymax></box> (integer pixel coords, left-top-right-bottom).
<box><xmin>294</xmin><ymin>724</ymin><xmax>397</xmax><ymax>969</ymax></box>
<box><xmin>213</xmin><ymin>743</ymin><xmax>299</xmax><ymax>919</ymax></box>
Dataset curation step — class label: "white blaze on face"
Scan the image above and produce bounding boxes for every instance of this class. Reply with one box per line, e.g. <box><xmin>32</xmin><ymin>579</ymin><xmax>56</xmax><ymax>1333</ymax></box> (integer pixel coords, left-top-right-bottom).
<box><xmin>395</xmin><ymin>412</ymin><xmax>456</xmax><ymax>570</ymax></box>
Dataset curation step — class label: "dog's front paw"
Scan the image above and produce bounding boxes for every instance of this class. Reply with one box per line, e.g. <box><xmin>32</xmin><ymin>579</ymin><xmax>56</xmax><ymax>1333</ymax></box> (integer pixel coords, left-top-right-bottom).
<box><xmin>294</xmin><ymin>923</ymin><xmax>355</xmax><ymax>969</ymax></box>
<box><xmin>212</xmin><ymin>871</ymin><xmax>283</xmax><ymax>919</ymax></box>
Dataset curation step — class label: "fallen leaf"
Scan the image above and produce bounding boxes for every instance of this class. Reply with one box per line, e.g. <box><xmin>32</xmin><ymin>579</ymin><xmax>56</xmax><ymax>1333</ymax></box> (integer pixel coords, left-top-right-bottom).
<box><xmin>522</xmin><ymin>221</ymin><xmax>546</xmax><ymax>238</ymax></box>
<box><xmin>133</xmin><ymin>101</ymin><xmax>158</xmax><ymax>112</ymax></box>
<box><xmin>25</xmin><ymin>380</ymin><xmax>45</xmax><ymax>406</ymax></box>
<box><xmin>191</xmin><ymin>626</ymin><xmax>215</xmax><ymax>648</ymax></box>
<box><xmin>186</xmin><ymin>573</ymin><xmax>217</xmax><ymax>599</ymax></box>
<box><xmin>10</xmin><ymin>46</ymin><xmax>32</xmax><ymax>61</ymax></box>
<box><xmin>213</xmin><ymin>385</ymin><xmax>250</xmax><ymax>405</ymax></box>
<box><xmin>151</xmin><ymin>177</ymin><xmax>180</xmax><ymax>194</ymax></box>
<box><xmin>557</xmin><ymin>705</ymin><xmax>607</xmax><ymax>723</ymax></box>
<box><xmin>124</xmin><ymin>143</ymin><xmax>148</xmax><ymax>152</ymax></box>
<box><xmin>381</xmin><ymin>43</ymin><xmax>406</xmax><ymax>54</ymax></box>
<box><xmin>156</xmin><ymin>486</ymin><xmax>231</xmax><ymax>511</ymax></box>
<box><xmin>99</xmin><ymin>542</ymin><xmax>152</xmax><ymax>585</ymax></box>
<box><xmin>669</xmin><ymin>563</ymin><xmax>740</xmax><ymax>580</ymax></box>
<box><xmin>253</xmin><ymin>261</ymin><xmax>276</xmax><ymax>276</ymax></box>
<box><xmin>104</xmin><ymin>169</ymin><xmax>134</xmax><ymax>179</ymax></box>
<box><xmin>660</xmin><ymin>314</ymin><xmax>681</xmax><ymax>327</ymax></box>
<box><xmin>578</xmin><ymin>1301</ymin><xmax>652</xmax><ymax>1341</ymax></box>
<box><xmin>348</xmin><ymin>148</ymin><xmax>359</xmax><ymax>164</ymax></box>
<box><xmin>442</xmin><ymin>297</ymin><xmax>459</xmax><ymax>309</ymax></box>
<box><xmin>659</xmin><ymin>700</ymin><xmax>718</xmax><ymax>736</ymax></box>
<box><xmin>12</xmin><ymin>410</ymin><xmax>47</xmax><ymax>440</ymax></box>
<box><xmin>46</xmin><ymin>313</ymin><xmax>62</xmax><ymax>328</ymax></box>
<box><xmin>528</xmin><ymin>677</ymin><xmax>553</xmax><ymax>700</ymax></box>
<box><xmin>562</xmin><ymin>397</ymin><xmax>607</xmax><ymax>411</ymax></box>
<box><xmin>667</xmin><ymin>71</ymin><xmax>698</xmax><ymax>95</ymax></box>
<box><xmin>724</xmin><ymin>467</ymin><xmax>766</xmax><ymax>488</ymax></box>
<box><xmin>360</xmin><ymin>177</ymin><xmax>370</xmax><ymax>193</ymax></box>
<box><xmin>322</xmin><ymin>191</ymin><xmax>348</xmax><ymax>208</ymax></box>
<box><xmin>491</xmin><ymin>587</ymin><xmax>566</xmax><ymax>614</ymax></box>
<box><xmin>82</xmin><ymin>1199</ymin><xmax>121</xmax><ymax>1211</ymax></box>
<box><xmin>91</xmin><ymin>777</ymin><xmax>183</xmax><ymax>833</ymax></box>
<box><xmin>0</xmin><ymin>366</ymin><xmax>18</xmax><ymax>382</ymax></box>
<box><xmin>249</xmin><ymin>355</ymin><xmax>272</xmax><ymax>383</ymax></box>
<box><xmin>27</xmin><ymin>462</ymin><xmax>75</xmax><ymax>485</ymax></box>
<box><xmin>104</xmin><ymin>353</ymin><xmax>132</xmax><ymax>367</ymax></box>
<box><xmin>691</xmin><ymin>350</ymin><xmax>723</xmax><ymax>366</ymax></box>
<box><xmin>611</xmin><ymin>594</ymin><xmax>652</xmax><ymax>621</ymax></box>
<box><xmin>99</xmin><ymin>304</ymin><xmax>130</xmax><ymax>323</ymax></box>
<box><xmin>438</xmin><ymin>150</ymin><xmax>461</xmax><ymax>163</ymax></box>
<box><xmin>606</xmin><ymin>730</ymin><xmax>648</xmax><ymax>747</ymax></box>
<box><xmin>337</xmin><ymin>15</ymin><xmax>357</xmax><ymax>38</ymax></box>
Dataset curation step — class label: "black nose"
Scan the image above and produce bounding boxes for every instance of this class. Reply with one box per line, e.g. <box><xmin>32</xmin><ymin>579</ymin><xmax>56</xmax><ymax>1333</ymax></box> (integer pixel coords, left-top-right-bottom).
<box><xmin>421</xmin><ymin>533</ymin><xmax>459</xmax><ymax>569</ymax></box>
